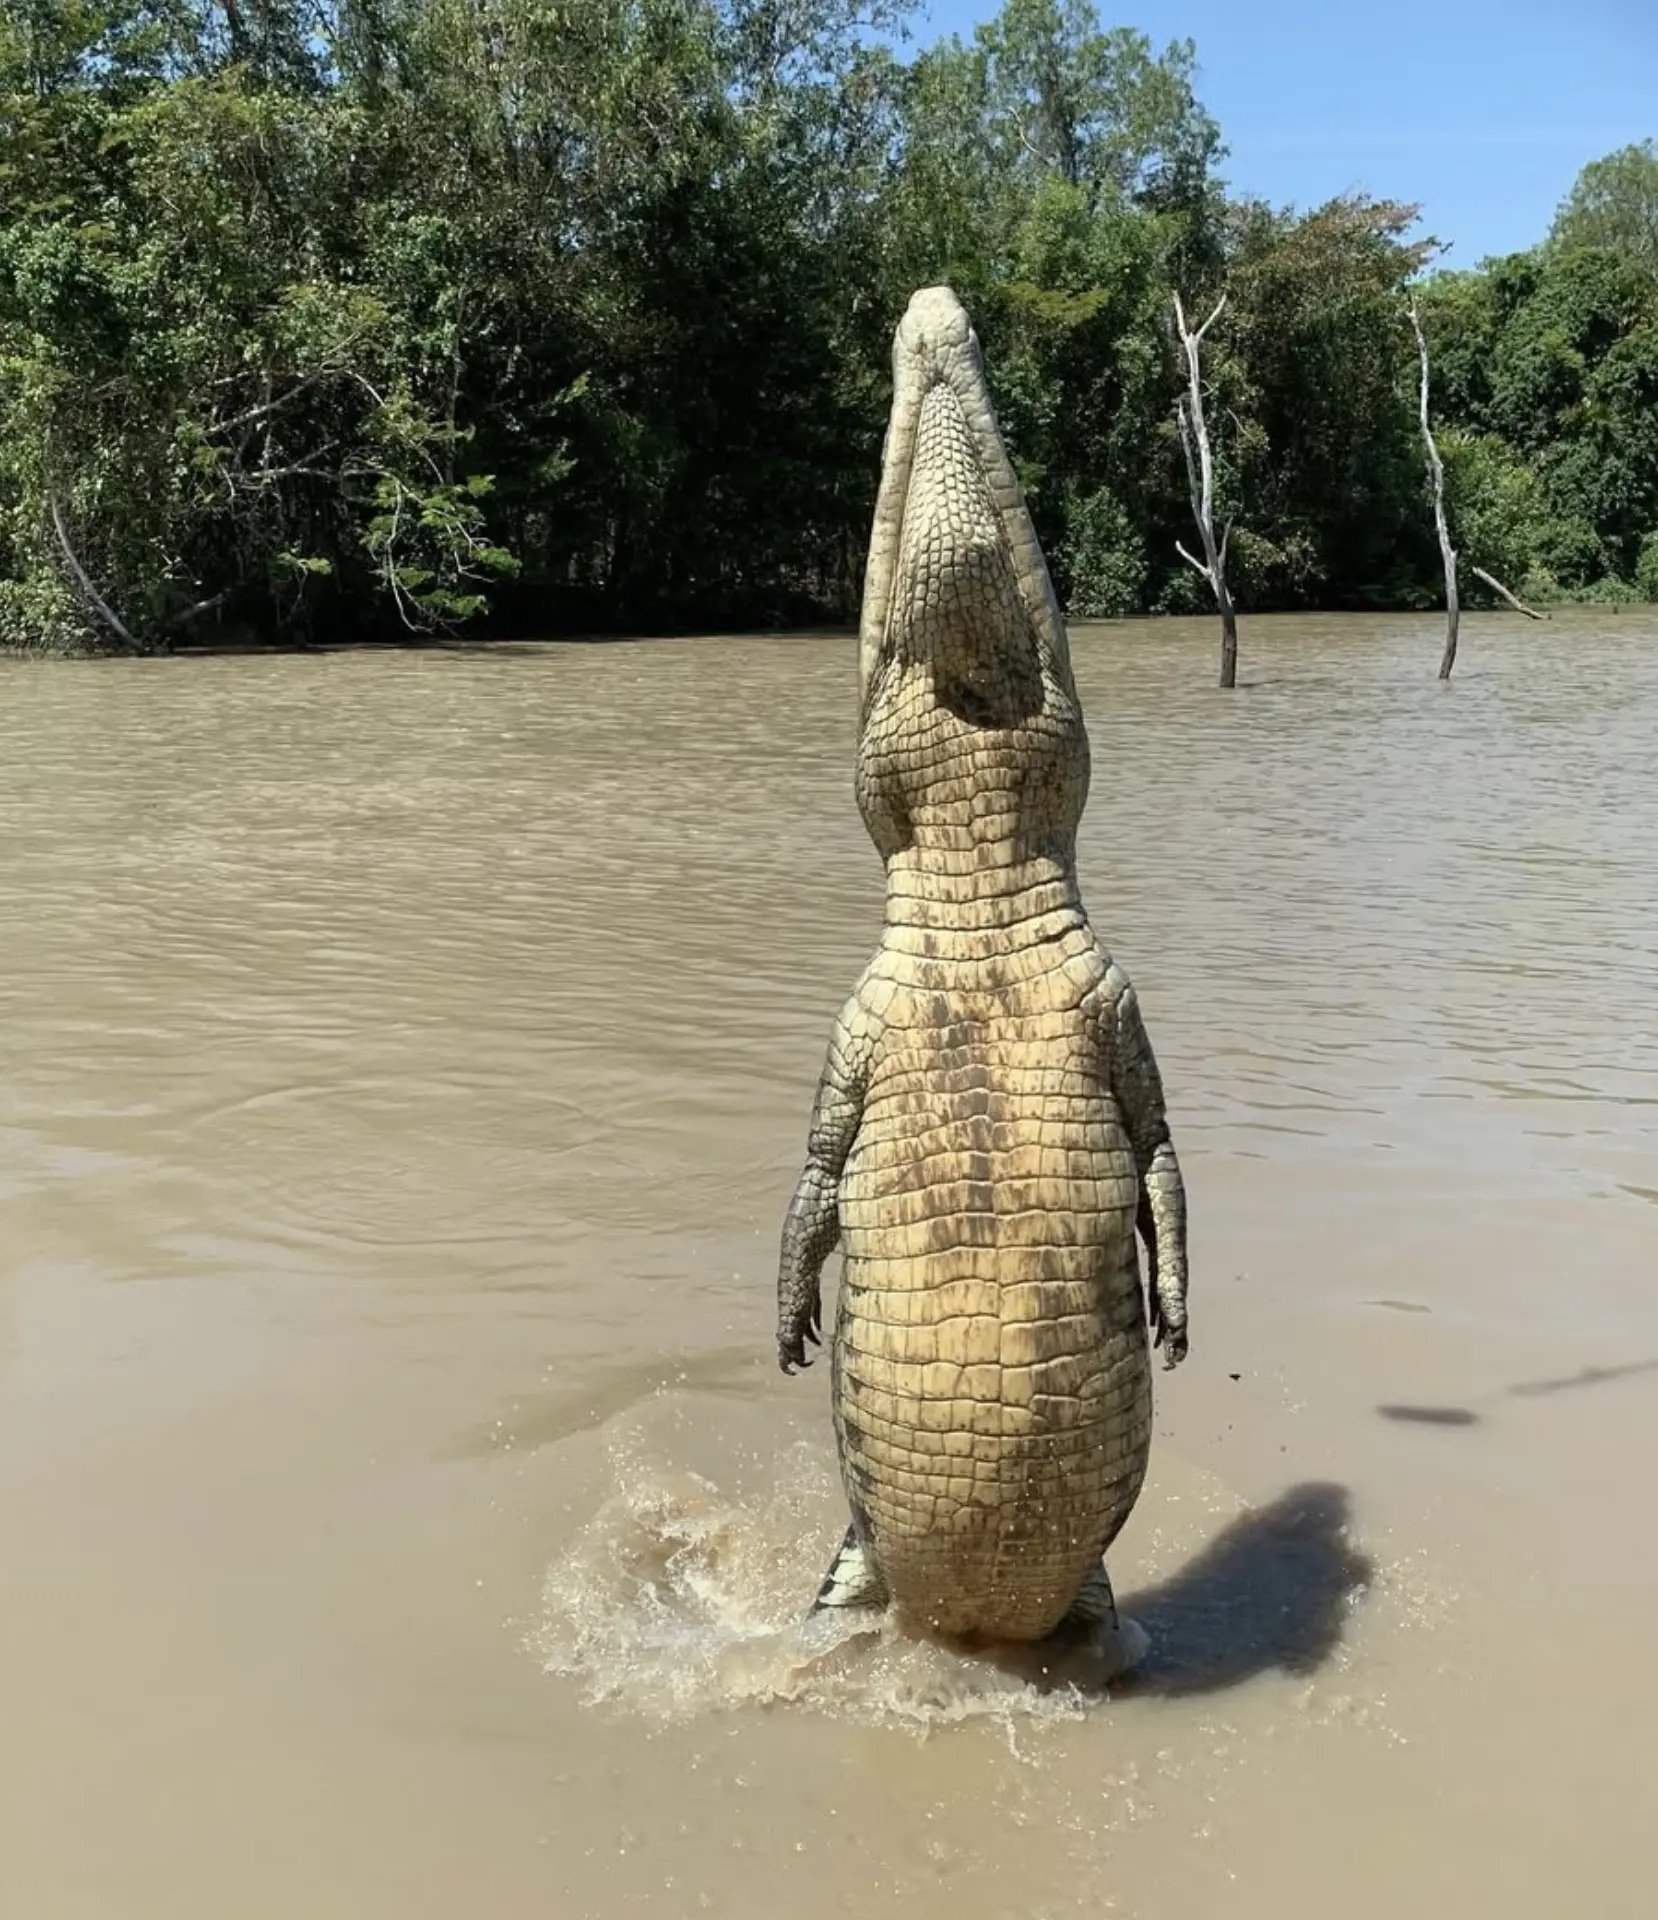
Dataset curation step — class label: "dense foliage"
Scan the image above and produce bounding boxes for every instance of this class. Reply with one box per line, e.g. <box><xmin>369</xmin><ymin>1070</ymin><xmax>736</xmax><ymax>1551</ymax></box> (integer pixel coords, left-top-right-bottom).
<box><xmin>2</xmin><ymin>0</ymin><xmax>1655</xmax><ymax>650</ymax></box>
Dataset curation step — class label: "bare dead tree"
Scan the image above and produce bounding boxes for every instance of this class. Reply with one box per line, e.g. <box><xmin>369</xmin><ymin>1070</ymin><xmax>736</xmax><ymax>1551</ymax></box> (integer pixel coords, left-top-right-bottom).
<box><xmin>1173</xmin><ymin>292</ymin><xmax>1239</xmax><ymax>689</ymax></box>
<box><xmin>1408</xmin><ymin>299</ymin><xmax>1460</xmax><ymax>680</ymax></box>
<box><xmin>1408</xmin><ymin>302</ymin><xmax>1545</xmax><ymax>670</ymax></box>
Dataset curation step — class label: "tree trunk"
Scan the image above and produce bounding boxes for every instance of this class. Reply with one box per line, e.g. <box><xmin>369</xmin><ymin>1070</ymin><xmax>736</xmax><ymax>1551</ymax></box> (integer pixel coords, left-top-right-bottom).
<box><xmin>1215</xmin><ymin>563</ymin><xmax>1239</xmax><ymax>688</ymax></box>
<box><xmin>1173</xmin><ymin>292</ymin><xmax>1238</xmax><ymax>688</ymax></box>
<box><xmin>1408</xmin><ymin>300</ymin><xmax>1459</xmax><ymax>680</ymax></box>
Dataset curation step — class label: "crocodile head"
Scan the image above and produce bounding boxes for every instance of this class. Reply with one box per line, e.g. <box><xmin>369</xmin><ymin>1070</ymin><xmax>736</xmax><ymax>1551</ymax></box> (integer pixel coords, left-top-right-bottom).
<box><xmin>855</xmin><ymin>286</ymin><xmax>1089</xmax><ymax>865</ymax></box>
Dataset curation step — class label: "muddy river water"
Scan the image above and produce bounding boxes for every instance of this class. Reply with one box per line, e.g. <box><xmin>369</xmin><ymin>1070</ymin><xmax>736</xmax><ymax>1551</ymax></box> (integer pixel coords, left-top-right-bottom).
<box><xmin>2</xmin><ymin>611</ymin><xmax>1656</xmax><ymax>1918</ymax></box>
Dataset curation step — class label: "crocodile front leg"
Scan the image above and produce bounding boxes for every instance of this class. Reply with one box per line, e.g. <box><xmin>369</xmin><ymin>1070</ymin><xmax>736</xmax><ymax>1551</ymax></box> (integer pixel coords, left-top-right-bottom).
<box><xmin>1103</xmin><ymin>962</ymin><xmax>1189</xmax><ymax>1368</ymax></box>
<box><xmin>777</xmin><ymin>989</ymin><xmax>879</xmax><ymax>1374</ymax></box>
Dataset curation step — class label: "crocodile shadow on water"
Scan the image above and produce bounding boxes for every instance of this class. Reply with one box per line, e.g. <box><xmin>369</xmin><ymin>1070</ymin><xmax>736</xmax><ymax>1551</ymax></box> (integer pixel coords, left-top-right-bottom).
<box><xmin>952</xmin><ymin>1482</ymin><xmax>1372</xmax><ymax>1702</ymax></box>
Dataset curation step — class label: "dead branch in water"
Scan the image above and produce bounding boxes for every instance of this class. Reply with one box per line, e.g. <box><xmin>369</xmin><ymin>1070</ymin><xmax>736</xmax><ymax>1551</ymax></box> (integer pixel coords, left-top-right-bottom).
<box><xmin>1408</xmin><ymin>299</ymin><xmax>1459</xmax><ymax>680</ymax></box>
<box><xmin>48</xmin><ymin>485</ymin><xmax>142</xmax><ymax>653</ymax></box>
<box><xmin>1471</xmin><ymin>565</ymin><xmax>1546</xmax><ymax>620</ymax></box>
<box><xmin>1173</xmin><ymin>291</ymin><xmax>1240</xmax><ymax>689</ymax></box>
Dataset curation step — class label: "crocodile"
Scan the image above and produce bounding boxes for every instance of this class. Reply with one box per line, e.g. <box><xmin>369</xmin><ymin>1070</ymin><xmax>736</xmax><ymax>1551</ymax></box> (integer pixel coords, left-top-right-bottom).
<box><xmin>775</xmin><ymin>286</ymin><xmax>1189</xmax><ymax>1664</ymax></box>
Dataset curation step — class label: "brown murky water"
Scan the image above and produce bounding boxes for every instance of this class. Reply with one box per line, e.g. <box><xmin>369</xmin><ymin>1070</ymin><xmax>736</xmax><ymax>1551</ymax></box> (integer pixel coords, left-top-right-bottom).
<box><xmin>2</xmin><ymin>611</ymin><xmax>1656</xmax><ymax>1918</ymax></box>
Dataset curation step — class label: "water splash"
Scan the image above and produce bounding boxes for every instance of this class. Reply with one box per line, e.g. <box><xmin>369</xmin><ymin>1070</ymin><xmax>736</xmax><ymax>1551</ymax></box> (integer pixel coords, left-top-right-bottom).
<box><xmin>532</xmin><ymin>1431</ymin><xmax>1131</xmax><ymax>1736</ymax></box>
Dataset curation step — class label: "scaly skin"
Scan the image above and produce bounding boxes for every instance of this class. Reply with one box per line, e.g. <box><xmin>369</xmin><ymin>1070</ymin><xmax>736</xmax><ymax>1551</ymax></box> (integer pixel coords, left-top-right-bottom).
<box><xmin>777</xmin><ymin>287</ymin><xmax>1188</xmax><ymax>1645</ymax></box>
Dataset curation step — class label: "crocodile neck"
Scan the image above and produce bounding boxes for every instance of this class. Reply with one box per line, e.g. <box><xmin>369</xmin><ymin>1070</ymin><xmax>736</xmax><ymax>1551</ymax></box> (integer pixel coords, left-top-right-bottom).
<box><xmin>881</xmin><ymin>841</ymin><xmax>1081</xmax><ymax>933</ymax></box>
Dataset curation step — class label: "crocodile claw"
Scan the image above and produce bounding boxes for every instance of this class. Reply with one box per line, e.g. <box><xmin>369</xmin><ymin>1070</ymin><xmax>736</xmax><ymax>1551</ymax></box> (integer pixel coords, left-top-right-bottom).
<box><xmin>778</xmin><ymin>1300</ymin><xmax>822</xmax><ymax>1375</ymax></box>
<box><xmin>1150</xmin><ymin>1293</ymin><xmax>1188</xmax><ymax>1370</ymax></box>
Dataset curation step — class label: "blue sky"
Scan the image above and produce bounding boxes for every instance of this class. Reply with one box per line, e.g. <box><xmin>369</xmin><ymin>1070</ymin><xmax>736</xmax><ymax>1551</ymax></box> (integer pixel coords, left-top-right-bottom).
<box><xmin>910</xmin><ymin>0</ymin><xmax>1658</xmax><ymax>265</ymax></box>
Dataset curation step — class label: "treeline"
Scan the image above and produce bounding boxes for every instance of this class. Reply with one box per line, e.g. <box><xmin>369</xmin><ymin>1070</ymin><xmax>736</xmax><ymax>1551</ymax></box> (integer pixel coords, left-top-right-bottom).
<box><xmin>2</xmin><ymin>0</ymin><xmax>1656</xmax><ymax>652</ymax></box>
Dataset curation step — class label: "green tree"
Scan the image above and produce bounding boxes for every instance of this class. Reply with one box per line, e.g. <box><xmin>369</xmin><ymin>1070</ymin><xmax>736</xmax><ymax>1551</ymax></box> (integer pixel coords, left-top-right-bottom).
<box><xmin>975</xmin><ymin>1</ymin><xmax>1220</xmax><ymax>202</ymax></box>
<box><xmin>1061</xmin><ymin>482</ymin><xmax>1145</xmax><ymax>614</ymax></box>
<box><xmin>2</xmin><ymin>9</ymin><xmax>1654</xmax><ymax>650</ymax></box>
<box><xmin>1550</xmin><ymin>140</ymin><xmax>1658</xmax><ymax>277</ymax></box>
<box><xmin>1220</xmin><ymin>196</ymin><xmax>1435</xmax><ymax>607</ymax></box>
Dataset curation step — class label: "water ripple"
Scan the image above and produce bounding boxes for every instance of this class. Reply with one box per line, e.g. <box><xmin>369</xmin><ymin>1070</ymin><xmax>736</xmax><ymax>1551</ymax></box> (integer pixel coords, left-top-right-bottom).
<box><xmin>2</xmin><ymin>614</ymin><xmax>1654</xmax><ymax>1318</ymax></box>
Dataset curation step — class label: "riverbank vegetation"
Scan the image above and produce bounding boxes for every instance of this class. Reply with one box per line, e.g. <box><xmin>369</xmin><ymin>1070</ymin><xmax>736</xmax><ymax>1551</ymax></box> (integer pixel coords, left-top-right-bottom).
<box><xmin>3</xmin><ymin>0</ymin><xmax>1657</xmax><ymax>651</ymax></box>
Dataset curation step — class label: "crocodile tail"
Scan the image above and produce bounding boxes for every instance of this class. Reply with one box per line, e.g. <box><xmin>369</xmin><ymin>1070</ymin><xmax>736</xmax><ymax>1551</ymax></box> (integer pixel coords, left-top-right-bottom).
<box><xmin>810</xmin><ymin>1523</ymin><xmax>889</xmax><ymax>1613</ymax></box>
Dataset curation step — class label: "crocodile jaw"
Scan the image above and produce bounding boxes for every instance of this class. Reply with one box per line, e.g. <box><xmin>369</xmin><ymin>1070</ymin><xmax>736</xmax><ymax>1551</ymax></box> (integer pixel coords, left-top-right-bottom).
<box><xmin>855</xmin><ymin>286</ymin><xmax>1088</xmax><ymax>862</ymax></box>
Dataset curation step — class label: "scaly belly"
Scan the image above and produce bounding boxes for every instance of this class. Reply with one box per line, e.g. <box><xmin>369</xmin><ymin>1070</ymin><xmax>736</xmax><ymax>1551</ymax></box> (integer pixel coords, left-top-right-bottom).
<box><xmin>833</xmin><ymin>1090</ymin><xmax>1150</xmax><ymax>1641</ymax></box>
